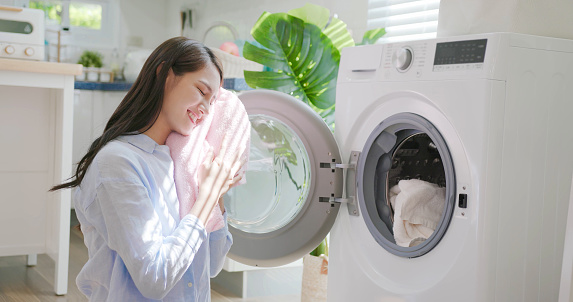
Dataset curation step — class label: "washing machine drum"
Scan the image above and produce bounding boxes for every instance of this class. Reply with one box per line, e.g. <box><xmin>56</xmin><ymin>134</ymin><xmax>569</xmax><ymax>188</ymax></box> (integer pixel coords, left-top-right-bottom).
<box><xmin>357</xmin><ymin>113</ymin><xmax>456</xmax><ymax>258</ymax></box>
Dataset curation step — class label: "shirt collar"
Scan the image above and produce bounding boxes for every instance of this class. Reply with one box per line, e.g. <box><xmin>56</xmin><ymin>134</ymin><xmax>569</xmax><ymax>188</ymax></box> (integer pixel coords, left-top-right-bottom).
<box><xmin>119</xmin><ymin>133</ymin><xmax>159</xmax><ymax>154</ymax></box>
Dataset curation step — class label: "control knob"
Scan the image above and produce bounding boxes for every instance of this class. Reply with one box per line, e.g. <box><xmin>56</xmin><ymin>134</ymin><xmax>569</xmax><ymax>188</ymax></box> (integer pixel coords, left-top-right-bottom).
<box><xmin>4</xmin><ymin>45</ymin><xmax>15</xmax><ymax>55</ymax></box>
<box><xmin>24</xmin><ymin>47</ymin><xmax>35</xmax><ymax>57</ymax></box>
<box><xmin>393</xmin><ymin>47</ymin><xmax>414</xmax><ymax>72</ymax></box>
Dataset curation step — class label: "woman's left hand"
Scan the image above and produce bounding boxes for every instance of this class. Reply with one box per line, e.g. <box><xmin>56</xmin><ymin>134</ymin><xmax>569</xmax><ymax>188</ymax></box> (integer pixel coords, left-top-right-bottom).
<box><xmin>217</xmin><ymin>172</ymin><xmax>243</xmax><ymax>213</ymax></box>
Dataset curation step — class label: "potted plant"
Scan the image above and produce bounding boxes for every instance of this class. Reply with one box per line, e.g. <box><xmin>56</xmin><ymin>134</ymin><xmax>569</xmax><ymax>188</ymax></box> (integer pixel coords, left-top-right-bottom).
<box><xmin>242</xmin><ymin>4</ymin><xmax>385</xmax><ymax>301</ymax></box>
<box><xmin>243</xmin><ymin>3</ymin><xmax>385</xmax><ymax>129</ymax></box>
<box><xmin>77</xmin><ymin>50</ymin><xmax>103</xmax><ymax>82</ymax></box>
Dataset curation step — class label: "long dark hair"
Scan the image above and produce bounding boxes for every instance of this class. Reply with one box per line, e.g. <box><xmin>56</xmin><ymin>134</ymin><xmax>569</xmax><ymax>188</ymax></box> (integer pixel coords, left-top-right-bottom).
<box><xmin>51</xmin><ymin>37</ymin><xmax>223</xmax><ymax>191</ymax></box>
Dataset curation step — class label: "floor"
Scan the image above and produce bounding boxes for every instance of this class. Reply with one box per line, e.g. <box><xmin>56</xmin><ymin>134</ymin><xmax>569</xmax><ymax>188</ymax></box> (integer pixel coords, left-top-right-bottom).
<box><xmin>0</xmin><ymin>211</ymin><xmax>300</xmax><ymax>302</ymax></box>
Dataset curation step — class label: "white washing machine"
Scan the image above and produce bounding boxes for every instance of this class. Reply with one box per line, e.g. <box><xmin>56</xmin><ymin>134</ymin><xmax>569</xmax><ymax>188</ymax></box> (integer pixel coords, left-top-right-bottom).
<box><xmin>329</xmin><ymin>32</ymin><xmax>573</xmax><ymax>301</ymax></box>
<box><xmin>224</xmin><ymin>32</ymin><xmax>573</xmax><ymax>301</ymax></box>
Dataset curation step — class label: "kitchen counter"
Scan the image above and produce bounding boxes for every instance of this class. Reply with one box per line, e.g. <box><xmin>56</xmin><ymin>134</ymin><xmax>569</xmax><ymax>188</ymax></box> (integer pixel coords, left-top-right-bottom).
<box><xmin>0</xmin><ymin>59</ymin><xmax>78</xmax><ymax>295</ymax></box>
<box><xmin>0</xmin><ymin>58</ymin><xmax>82</xmax><ymax>75</ymax></box>
<box><xmin>75</xmin><ymin>81</ymin><xmax>133</xmax><ymax>91</ymax></box>
<box><xmin>73</xmin><ymin>78</ymin><xmax>252</xmax><ymax>91</ymax></box>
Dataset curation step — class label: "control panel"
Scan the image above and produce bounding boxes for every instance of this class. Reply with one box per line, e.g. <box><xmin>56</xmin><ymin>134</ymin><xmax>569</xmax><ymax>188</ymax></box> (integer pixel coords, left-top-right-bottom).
<box><xmin>433</xmin><ymin>39</ymin><xmax>487</xmax><ymax>72</ymax></box>
<box><xmin>379</xmin><ymin>37</ymin><xmax>489</xmax><ymax>79</ymax></box>
<box><xmin>0</xmin><ymin>42</ymin><xmax>43</xmax><ymax>60</ymax></box>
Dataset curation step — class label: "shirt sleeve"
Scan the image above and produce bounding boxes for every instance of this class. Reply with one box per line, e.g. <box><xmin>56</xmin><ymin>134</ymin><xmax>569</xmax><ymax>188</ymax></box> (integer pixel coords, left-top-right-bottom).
<box><xmin>90</xmin><ymin>162</ymin><xmax>207</xmax><ymax>300</ymax></box>
<box><xmin>208</xmin><ymin>210</ymin><xmax>233</xmax><ymax>277</ymax></box>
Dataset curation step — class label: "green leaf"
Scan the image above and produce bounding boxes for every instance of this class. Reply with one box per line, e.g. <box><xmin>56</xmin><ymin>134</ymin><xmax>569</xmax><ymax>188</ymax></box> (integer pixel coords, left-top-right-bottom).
<box><xmin>243</xmin><ymin>42</ymin><xmax>287</xmax><ymax>70</ymax></box>
<box><xmin>244</xmin><ymin>12</ymin><xmax>340</xmax><ymax>110</ymax></box>
<box><xmin>359</xmin><ymin>28</ymin><xmax>387</xmax><ymax>45</ymax></box>
<box><xmin>288</xmin><ymin>3</ymin><xmax>330</xmax><ymax>29</ymax></box>
<box><xmin>322</xmin><ymin>17</ymin><xmax>355</xmax><ymax>51</ymax></box>
<box><xmin>77</xmin><ymin>50</ymin><xmax>103</xmax><ymax>67</ymax></box>
<box><xmin>310</xmin><ymin>238</ymin><xmax>328</xmax><ymax>257</ymax></box>
<box><xmin>288</xmin><ymin>3</ymin><xmax>354</xmax><ymax>52</ymax></box>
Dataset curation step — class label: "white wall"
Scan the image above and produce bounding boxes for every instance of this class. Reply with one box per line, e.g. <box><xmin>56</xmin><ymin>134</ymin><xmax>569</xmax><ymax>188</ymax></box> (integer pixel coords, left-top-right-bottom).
<box><xmin>119</xmin><ymin>0</ymin><xmax>170</xmax><ymax>50</ymax></box>
<box><xmin>164</xmin><ymin>0</ymin><xmax>369</xmax><ymax>48</ymax></box>
<box><xmin>2</xmin><ymin>0</ymin><xmax>368</xmax><ymax>67</ymax></box>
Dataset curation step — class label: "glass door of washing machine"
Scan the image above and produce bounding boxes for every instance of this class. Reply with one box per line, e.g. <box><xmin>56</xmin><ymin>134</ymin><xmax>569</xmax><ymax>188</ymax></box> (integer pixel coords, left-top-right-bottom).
<box><xmin>356</xmin><ymin>113</ymin><xmax>457</xmax><ymax>258</ymax></box>
<box><xmin>223</xmin><ymin>89</ymin><xmax>342</xmax><ymax>267</ymax></box>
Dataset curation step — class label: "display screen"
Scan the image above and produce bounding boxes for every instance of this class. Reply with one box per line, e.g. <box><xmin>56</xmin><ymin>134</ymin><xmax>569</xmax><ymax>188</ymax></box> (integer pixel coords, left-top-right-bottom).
<box><xmin>434</xmin><ymin>39</ymin><xmax>487</xmax><ymax>65</ymax></box>
<box><xmin>0</xmin><ymin>19</ymin><xmax>33</xmax><ymax>34</ymax></box>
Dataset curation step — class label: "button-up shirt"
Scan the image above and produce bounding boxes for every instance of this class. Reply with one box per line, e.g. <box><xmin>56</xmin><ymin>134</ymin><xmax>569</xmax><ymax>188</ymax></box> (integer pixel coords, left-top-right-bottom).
<box><xmin>73</xmin><ymin>133</ymin><xmax>233</xmax><ymax>301</ymax></box>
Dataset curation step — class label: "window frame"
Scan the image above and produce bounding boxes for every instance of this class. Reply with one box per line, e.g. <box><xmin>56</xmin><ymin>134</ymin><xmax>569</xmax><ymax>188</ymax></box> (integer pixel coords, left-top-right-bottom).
<box><xmin>367</xmin><ymin>0</ymin><xmax>441</xmax><ymax>43</ymax></box>
<box><xmin>38</xmin><ymin>0</ymin><xmax>119</xmax><ymax>49</ymax></box>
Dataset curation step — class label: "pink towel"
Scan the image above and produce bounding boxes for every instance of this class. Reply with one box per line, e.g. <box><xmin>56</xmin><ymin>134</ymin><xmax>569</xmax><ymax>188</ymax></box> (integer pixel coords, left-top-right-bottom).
<box><xmin>166</xmin><ymin>87</ymin><xmax>251</xmax><ymax>232</ymax></box>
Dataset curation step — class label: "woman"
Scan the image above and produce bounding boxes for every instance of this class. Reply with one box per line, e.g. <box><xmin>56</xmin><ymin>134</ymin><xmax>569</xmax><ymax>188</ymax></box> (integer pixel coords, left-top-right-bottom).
<box><xmin>51</xmin><ymin>37</ymin><xmax>242</xmax><ymax>301</ymax></box>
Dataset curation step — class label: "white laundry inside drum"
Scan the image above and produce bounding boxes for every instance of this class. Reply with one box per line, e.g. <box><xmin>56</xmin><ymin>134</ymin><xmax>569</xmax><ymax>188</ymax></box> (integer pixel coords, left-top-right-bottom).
<box><xmin>387</xmin><ymin>133</ymin><xmax>448</xmax><ymax>248</ymax></box>
<box><xmin>389</xmin><ymin>179</ymin><xmax>446</xmax><ymax>247</ymax></box>
<box><xmin>357</xmin><ymin>113</ymin><xmax>456</xmax><ymax>258</ymax></box>
<box><xmin>224</xmin><ymin>114</ymin><xmax>311</xmax><ymax>234</ymax></box>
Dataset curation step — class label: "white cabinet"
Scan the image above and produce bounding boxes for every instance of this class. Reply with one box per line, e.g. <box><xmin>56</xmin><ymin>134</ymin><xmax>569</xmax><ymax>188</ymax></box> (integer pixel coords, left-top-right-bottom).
<box><xmin>0</xmin><ymin>58</ymin><xmax>81</xmax><ymax>295</ymax></box>
<box><xmin>212</xmin><ymin>257</ymin><xmax>303</xmax><ymax>298</ymax></box>
<box><xmin>72</xmin><ymin>90</ymin><xmax>126</xmax><ymax>167</ymax></box>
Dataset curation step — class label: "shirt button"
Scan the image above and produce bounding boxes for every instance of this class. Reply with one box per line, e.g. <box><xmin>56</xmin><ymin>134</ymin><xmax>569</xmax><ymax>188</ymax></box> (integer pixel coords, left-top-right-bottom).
<box><xmin>188</xmin><ymin>282</ymin><xmax>193</xmax><ymax>288</ymax></box>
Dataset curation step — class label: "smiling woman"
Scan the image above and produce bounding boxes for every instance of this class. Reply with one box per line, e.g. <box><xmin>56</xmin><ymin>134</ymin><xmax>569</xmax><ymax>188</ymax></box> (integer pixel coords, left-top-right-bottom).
<box><xmin>48</xmin><ymin>37</ymin><xmax>247</xmax><ymax>302</ymax></box>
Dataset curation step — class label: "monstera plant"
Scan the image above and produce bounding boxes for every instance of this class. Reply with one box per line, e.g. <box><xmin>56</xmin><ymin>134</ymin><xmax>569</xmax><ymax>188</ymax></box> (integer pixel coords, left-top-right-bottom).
<box><xmin>243</xmin><ymin>4</ymin><xmax>385</xmax><ymax>128</ymax></box>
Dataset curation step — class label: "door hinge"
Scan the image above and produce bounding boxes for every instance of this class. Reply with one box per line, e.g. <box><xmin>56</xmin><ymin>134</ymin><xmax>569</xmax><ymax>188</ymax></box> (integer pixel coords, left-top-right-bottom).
<box><xmin>319</xmin><ymin>151</ymin><xmax>360</xmax><ymax>216</ymax></box>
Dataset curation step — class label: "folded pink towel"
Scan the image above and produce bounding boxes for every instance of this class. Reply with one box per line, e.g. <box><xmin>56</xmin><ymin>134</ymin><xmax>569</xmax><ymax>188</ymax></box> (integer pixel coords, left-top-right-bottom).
<box><xmin>166</xmin><ymin>87</ymin><xmax>251</xmax><ymax>232</ymax></box>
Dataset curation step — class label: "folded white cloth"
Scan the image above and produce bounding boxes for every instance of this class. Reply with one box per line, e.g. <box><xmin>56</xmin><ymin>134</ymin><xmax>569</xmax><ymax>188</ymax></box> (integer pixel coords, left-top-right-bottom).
<box><xmin>389</xmin><ymin>179</ymin><xmax>446</xmax><ymax>247</ymax></box>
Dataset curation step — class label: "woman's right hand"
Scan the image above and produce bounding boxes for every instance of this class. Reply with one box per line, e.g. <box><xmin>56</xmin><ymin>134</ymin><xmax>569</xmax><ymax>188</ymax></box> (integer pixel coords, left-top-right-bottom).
<box><xmin>190</xmin><ymin>137</ymin><xmax>245</xmax><ymax>224</ymax></box>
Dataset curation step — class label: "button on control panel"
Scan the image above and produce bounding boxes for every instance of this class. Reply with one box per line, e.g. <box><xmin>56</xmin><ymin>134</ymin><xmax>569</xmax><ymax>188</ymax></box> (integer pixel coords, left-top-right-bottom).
<box><xmin>392</xmin><ymin>47</ymin><xmax>413</xmax><ymax>72</ymax></box>
<box><xmin>382</xmin><ymin>41</ymin><xmax>428</xmax><ymax>77</ymax></box>
<box><xmin>4</xmin><ymin>45</ymin><xmax>15</xmax><ymax>55</ymax></box>
<box><xmin>0</xmin><ymin>43</ymin><xmax>44</xmax><ymax>60</ymax></box>
<box><xmin>24</xmin><ymin>47</ymin><xmax>35</xmax><ymax>56</ymax></box>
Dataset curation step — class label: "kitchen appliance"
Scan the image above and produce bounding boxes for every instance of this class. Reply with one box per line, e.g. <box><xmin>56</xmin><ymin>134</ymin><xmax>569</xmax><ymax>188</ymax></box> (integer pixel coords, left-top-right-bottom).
<box><xmin>0</xmin><ymin>5</ymin><xmax>44</xmax><ymax>61</ymax></box>
<box><xmin>225</xmin><ymin>32</ymin><xmax>573</xmax><ymax>301</ymax></box>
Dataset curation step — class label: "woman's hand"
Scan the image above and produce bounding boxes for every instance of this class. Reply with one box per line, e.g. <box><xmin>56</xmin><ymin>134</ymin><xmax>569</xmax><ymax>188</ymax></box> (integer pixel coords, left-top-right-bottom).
<box><xmin>191</xmin><ymin>137</ymin><xmax>245</xmax><ymax>225</ymax></box>
<box><xmin>216</xmin><ymin>172</ymin><xmax>243</xmax><ymax>214</ymax></box>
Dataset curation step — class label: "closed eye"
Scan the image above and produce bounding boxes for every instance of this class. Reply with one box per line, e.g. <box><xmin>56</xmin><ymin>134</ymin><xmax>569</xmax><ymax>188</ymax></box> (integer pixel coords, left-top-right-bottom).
<box><xmin>197</xmin><ymin>87</ymin><xmax>205</xmax><ymax>96</ymax></box>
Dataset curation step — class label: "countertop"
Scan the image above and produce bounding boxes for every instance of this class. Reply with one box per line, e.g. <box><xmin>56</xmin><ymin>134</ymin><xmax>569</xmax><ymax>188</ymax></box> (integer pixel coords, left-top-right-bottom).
<box><xmin>0</xmin><ymin>58</ymin><xmax>83</xmax><ymax>75</ymax></box>
<box><xmin>75</xmin><ymin>78</ymin><xmax>252</xmax><ymax>91</ymax></box>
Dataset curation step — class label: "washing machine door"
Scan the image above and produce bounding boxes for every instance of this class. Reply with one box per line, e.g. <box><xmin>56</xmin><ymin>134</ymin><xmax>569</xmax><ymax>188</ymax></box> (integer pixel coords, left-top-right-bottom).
<box><xmin>356</xmin><ymin>112</ymin><xmax>457</xmax><ymax>258</ymax></box>
<box><xmin>224</xmin><ymin>89</ymin><xmax>342</xmax><ymax>267</ymax></box>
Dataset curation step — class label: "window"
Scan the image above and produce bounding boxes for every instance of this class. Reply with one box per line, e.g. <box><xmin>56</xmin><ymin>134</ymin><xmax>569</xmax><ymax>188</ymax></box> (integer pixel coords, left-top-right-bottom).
<box><xmin>69</xmin><ymin>2</ymin><xmax>102</xmax><ymax>29</ymax></box>
<box><xmin>30</xmin><ymin>0</ymin><xmax>118</xmax><ymax>49</ymax></box>
<box><xmin>367</xmin><ymin>0</ymin><xmax>441</xmax><ymax>43</ymax></box>
<box><xmin>30</xmin><ymin>1</ymin><xmax>102</xmax><ymax>30</ymax></box>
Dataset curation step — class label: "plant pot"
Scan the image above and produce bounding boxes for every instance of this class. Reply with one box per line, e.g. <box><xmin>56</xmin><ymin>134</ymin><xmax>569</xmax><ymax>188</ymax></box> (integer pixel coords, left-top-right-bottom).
<box><xmin>301</xmin><ymin>254</ymin><xmax>328</xmax><ymax>302</ymax></box>
<box><xmin>75</xmin><ymin>72</ymin><xmax>86</xmax><ymax>82</ymax></box>
<box><xmin>99</xmin><ymin>69</ymin><xmax>112</xmax><ymax>82</ymax></box>
<box><xmin>86</xmin><ymin>67</ymin><xmax>99</xmax><ymax>82</ymax></box>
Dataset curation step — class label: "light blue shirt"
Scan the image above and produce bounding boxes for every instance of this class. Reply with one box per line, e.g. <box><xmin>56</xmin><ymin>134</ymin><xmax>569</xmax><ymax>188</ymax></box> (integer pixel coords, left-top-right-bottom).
<box><xmin>73</xmin><ymin>133</ymin><xmax>233</xmax><ymax>301</ymax></box>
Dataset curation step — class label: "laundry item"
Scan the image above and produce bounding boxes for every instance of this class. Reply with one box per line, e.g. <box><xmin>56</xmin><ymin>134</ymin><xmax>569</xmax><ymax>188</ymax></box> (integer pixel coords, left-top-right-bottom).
<box><xmin>389</xmin><ymin>179</ymin><xmax>446</xmax><ymax>247</ymax></box>
<box><xmin>166</xmin><ymin>87</ymin><xmax>251</xmax><ymax>232</ymax></box>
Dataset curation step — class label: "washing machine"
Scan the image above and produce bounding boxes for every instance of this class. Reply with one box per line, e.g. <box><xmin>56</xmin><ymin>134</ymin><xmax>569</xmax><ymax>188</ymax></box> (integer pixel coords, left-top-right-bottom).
<box><xmin>224</xmin><ymin>32</ymin><xmax>573</xmax><ymax>301</ymax></box>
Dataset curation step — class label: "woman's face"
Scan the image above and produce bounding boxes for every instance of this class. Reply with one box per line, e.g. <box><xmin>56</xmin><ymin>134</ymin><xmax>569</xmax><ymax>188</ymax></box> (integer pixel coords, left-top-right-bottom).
<box><xmin>160</xmin><ymin>62</ymin><xmax>221</xmax><ymax>137</ymax></box>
